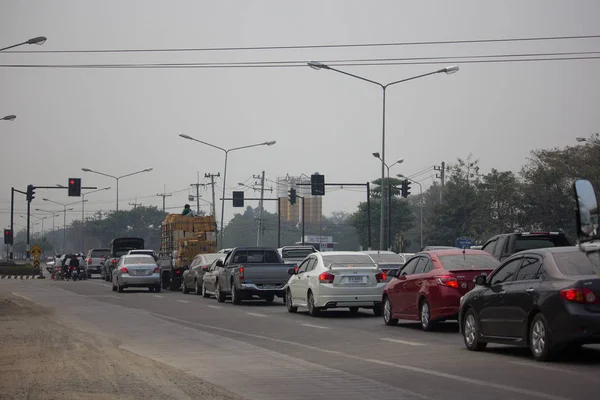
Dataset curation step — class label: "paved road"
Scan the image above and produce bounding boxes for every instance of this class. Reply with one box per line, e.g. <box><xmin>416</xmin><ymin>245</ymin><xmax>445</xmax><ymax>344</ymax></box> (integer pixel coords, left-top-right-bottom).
<box><xmin>3</xmin><ymin>274</ymin><xmax>600</xmax><ymax>400</ymax></box>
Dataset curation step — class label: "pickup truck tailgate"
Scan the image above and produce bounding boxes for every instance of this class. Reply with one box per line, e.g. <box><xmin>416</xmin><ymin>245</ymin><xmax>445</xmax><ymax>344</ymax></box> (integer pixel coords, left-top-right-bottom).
<box><xmin>241</xmin><ymin>264</ymin><xmax>290</xmax><ymax>285</ymax></box>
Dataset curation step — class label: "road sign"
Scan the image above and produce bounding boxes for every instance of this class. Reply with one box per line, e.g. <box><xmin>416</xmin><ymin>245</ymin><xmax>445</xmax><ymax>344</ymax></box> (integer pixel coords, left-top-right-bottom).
<box><xmin>33</xmin><ymin>259</ymin><xmax>40</xmax><ymax>268</ymax></box>
<box><xmin>30</xmin><ymin>244</ymin><xmax>43</xmax><ymax>259</ymax></box>
<box><xmin>455</xmin><ymin>237</ymin><xmax>475</xmax><ymax>249</ymax></box>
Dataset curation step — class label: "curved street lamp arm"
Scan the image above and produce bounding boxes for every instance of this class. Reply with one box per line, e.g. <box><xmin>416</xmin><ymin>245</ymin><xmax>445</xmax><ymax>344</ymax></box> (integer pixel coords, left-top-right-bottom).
<box><xmin>325</xmin><ymin>66</ymin><xmax>383</xmax><ymax>88</ymax></box>
<box><xmin>83</xmin><ymin>186</ymin><xmax>111</xmax><ymax>196</ymax></box>
<box><xmin>118</xmin><ymin>169</ymin><xmax>152</xmax><ymax>180</ymax></box>
<box><xmin>83</xmin><ymin>169</ymin><xmax>117</xmax><ymax>180</ymax></box>
<box><xmin>179</xmin><ymin>135</ymin><xmax>227</xmax><ymax>153</ymax></box>
<box><xmin>228</xmin><ymin>141</ymin><xmax>274</xmax><ymax>153</ymax></box>
<box><xmin>386</xmin><ymin>69</ymin><xmax>446</xmax><ymax>88</ymax></box>
<box><xmin>43</xmin><ymin>198</ymin><xmax>66</xmax><ymax>207</ymax></box>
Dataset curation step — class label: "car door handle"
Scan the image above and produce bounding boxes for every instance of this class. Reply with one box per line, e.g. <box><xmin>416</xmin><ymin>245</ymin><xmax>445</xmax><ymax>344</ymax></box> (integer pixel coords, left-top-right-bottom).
<box><xmin>526</xmin><ymin>288</ymin><xmax>535</xmax><ymax>294</ymax></box>
<box><xmin>499</xmin><ymin>290</ymin><xmax>506</xmax><ymax>295</ymax></box>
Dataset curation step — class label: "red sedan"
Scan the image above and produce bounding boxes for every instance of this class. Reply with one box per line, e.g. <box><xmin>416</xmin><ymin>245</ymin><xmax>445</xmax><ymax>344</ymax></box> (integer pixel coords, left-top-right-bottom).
<box><xmin>382</xmin><ymin>249</ymin><xmax>499</xmax><ymax>331</ymax></box>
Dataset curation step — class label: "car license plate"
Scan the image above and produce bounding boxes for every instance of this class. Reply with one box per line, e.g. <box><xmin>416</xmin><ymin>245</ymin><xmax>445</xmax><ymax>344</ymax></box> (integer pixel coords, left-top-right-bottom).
<box><xmin>345</xmin><ymin>276</ymin><xmax>366</xmax><ymax>284</ymax></box>
<box><xmin>263</xmin><ymin>284</ymin><xmax>277</xmax><ymax>289</ymax></box>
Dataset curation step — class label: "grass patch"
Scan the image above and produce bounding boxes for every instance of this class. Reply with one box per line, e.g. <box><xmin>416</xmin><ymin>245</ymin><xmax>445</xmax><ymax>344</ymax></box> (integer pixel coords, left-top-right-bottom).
<box><xmin>0</xmin><ymin>265</ymin><xmax>40</xmax><ymax>276</ymax></box>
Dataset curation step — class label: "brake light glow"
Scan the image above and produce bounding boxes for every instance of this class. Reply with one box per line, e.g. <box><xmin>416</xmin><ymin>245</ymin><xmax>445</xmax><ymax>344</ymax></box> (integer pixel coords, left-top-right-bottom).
<box><xmin>120</xmin><ymin>267</ymin><xmax>128</xmax><ymax>273</ymax></box>
<box><xmin>560</xmin><ymin>288</ymin><xmax>598</xmax><ymax>304</ymax></box>
<box><xmin>436</xmin><ymin>276</ymin><xmax>459</xmax><ymax>289</ymax></box>
<box><xmin>175</xmin><ymin>269</ymin><xmax>182</xmax><ymax>275</ymax></box>
<box><xmin>375</xmin><ymin>272</ymin><xmax>387</xmax><ymax>283</ymax></box>
<box><xmin>239</xmin><ymin>266</ymin><xmax>245</xmax><ymax>280</ymax></box>
<box><xmin>319</xmin><ymin>272</ymin><xmax>335</xmax><ymax>284</ymax></box>
<box><xmin>112</xmin><ymin>259</ymin><xmax>117</xmax><ymax>264</ymax></box>
<box><xmin>87</xmin><ymin>258</ymin><xmax>92</xmax><ymax>265</ymax></box>
<box><xmin>153</xmin><ymin>267</ymin><xmax>160</xmax><ymax>273</ymax></box>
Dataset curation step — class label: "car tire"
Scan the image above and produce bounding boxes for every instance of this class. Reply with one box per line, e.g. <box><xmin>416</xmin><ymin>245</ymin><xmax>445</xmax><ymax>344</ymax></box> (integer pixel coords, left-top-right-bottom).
<box><xmin>372</xmin><ymin>304</ymin><xmax>382</xmax><ymax>317</ymax></box>
<box><xmin>231</xmin><ymin>285</ymin><xmax>242</xmax><ymax>305</ymax></box>
<box><xmin>383</xmin><ymin>296</ymin><xmax>398</xmax><ymax>326</ymax></box>
<box><xmin>182</xmin><ymin>282</ymin><xmax>191</xmax><ymax>294</ymax></box>
<box><xmin>463</xmin><ymin>309</ymin><xmax>487</xmax><ymax>351</ymax></box>
<box><xmin>215</xmin><ymin>281</ymin><xmax>226</xmax><ymax>303</ymax></box>
<box><xmin>201</xmin><ymin>281</ymin><xmax>210</xmax><ymax>298</ymax></box>
<box><xmin>420</xmin><ymin>299</ymin><xmax>434</xmax><ymax>331</ymax></box>
<box><xmin>195</xmin><ymin>280</ymin><xmax>202</xmax><ymax>296</ymax></box>
<box><xmin>154</xmin><ymin>285</ymin><xmax>161</xmax><ymax>293</ymax></box>
<box><xmin>307</xmin><ymin>291</ymin><xmax>320</xmax><ymax>317</ymax></box>
<box><xmin>112</xmin><ymin>282</ymin><xmax>117</xmax><ymax>292</ymax></box>
<box><xmin>117</xmin><ymin>279</ymin><xmax>124</xmax><ymax>293</ymax></box>
<box><xmin>530</xmin><ymin>313</ymin><xmax>555</xmax><ymax>362</ymax></box>
<box><xmin>264</xmin><ymin>295</ymin><xmax>274</xmax><ymax>303</ymax></box>
<box><xmin>349</xmin><ymin>307</ymin><xmax>359</xmax><ymax>314</ymax></box>
<box><xmin>286</xmin><ymin>289</ymin><xmax>297</xmax><ymax>313</ymax></box>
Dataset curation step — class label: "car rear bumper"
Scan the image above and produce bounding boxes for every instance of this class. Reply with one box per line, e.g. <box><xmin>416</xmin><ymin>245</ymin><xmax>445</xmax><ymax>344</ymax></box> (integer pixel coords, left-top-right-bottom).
<box><xmin>314</xmin><ymin>293</ymin><xmax>384</xmax><ymax>308</ymax></box>
<box><xmin>552</xmin><ymin>308</ymin><xmax>600</xmax><ymax>345</ymax></box>
<box><xmin>239</xmin><ymin>283</ymin><xmax>285</xmax><ymax>297</ymax></box>
<box><xmin>87</xmin><ymin>265</ymin><xmax>102</xmax><ymax>273</ymax></box>
<box><xmin>119</xmin><ymin>274</ymin><xmax>160</xmax><ymax>287</ymax></box>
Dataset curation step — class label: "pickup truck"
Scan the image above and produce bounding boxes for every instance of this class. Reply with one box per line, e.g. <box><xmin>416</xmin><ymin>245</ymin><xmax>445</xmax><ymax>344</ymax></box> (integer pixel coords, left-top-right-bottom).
<box><xmin>214</xmin><ymin>247</ymin><xmax>290</xmax><ymax>304</ymax></box>
<box><xmin>102</xmin><ymin>237</ymin><xmax>145</xmax><ymax>281</ymax></box>
<box><xmin>481</xmin><ymin>231</ymin><xmax>571</xmax><ymax>261</ymax></box>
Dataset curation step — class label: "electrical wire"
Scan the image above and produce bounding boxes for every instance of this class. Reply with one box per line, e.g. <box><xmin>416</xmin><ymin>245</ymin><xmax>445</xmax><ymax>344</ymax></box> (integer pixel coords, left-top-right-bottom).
<box><xmin>3</xmin><ymin>34</ymin><xmax>600</xmax><ymax>54</ymax></box>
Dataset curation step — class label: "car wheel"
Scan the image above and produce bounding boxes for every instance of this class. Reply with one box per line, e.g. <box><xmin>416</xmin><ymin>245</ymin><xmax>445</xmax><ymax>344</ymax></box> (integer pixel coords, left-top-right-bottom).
<box><xmin>182</xmin><ymin>281</ymin><xmax>191</xmax><ymax>294</ymax></box>
<box><xmin>463</xmin><ymin>309</ymin><xmax>487</xmax><ymax>351</ymax></box>
<box><xmin>154</xmin><ymin>285</ymin><xmax>161</xmax><ymax>293</ymax></box>
<box><xmin>215</xmin><ymin>281</ymin><xmax>225</xmax><ymax>303</ymax></box>
<box><xmin>530</xmin><ymin>313</ymin><xmax>555</xmax><ymax>361</ymax></box>
<box><xmin>264</xmin><ymin>295</ymin><xmax>274</xmax><ymax>303</ymax></box>
<box><xmin>195</xmin><ymin>280</ymin><xmax>202</xmax><ymax>296</ymax></box>
<box><xmin>117</xmin><ymin>279</ymin><xmax>124</xmax><ymax>293</ymax></box>
<box><xmin>231</xmin><ymin>284</ymin><xmax>241</xmax><ymax>305</ymax></box>
<box><xmin>372</xmin><ymin>304</ymin><xmax>382</xmax><ymax>317</ymax></box>
<box><xmin>201</xmin><ymin>281</ymin><xmax>210</xmax><ymax>298</ymax></box>
<box><xmin>286</xmin><ymin>289</ymin><xmax>297</xmax><ymax>313</ymax></box>
<box><xmin>349</xmin><ymin>307</ymin><xmax>359</xmax><ymax>314</ymax></box>
<box><xmin>420</xmin><ymin>299</ymin><xmax>434</xmax><ymax>331</ymax></box>
<box><xmin>307</xmin><ymin>291</ymin><xmax>320</xmax><ymax>317</ymax></box>
<box><xmin>112</xmin><ymin>281</ymin><xmax>117</xmax><ymax>292</ymax></box>
<box><xmin>383</xmin><ymin>296</ymin><xmax>398</xmax><ymax>326</ymax></box>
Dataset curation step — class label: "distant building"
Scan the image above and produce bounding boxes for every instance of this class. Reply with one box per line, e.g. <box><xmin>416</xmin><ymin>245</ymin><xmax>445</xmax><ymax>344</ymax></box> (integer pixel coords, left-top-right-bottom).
<box><xmin>277</xmin><ymin>175</ymin><xmax>322</xmax><ymax>226</ymax></box>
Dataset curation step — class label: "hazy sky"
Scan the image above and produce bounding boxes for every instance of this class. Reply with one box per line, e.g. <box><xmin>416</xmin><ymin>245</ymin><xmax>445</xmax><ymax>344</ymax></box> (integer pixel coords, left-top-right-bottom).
<box><xmin>1</xmin><ymin>0</ymin><xmax>599</xmax><ymax>232</ymax></box>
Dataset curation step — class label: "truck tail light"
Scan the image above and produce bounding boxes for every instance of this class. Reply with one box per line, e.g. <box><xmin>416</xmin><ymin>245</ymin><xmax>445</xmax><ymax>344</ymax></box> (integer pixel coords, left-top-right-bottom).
<box><xmin>239</xmin><ymin>266</ymin><xmax>245</xmax><ymax>280</ymax></box>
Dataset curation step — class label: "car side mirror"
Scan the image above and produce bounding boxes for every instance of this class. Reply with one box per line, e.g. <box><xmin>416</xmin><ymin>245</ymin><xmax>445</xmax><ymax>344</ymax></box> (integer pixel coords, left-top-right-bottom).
<box><xmin>287</xmin><ymin>267</ymin><xmax>296</xmax><ymax>275</ymax></box>
<box><xmin>574</xmin><ymin>179</ymin><xmax>600</xmax><ymax>242</ymax></box>
<box><xmin>216</xmin><ymin>260</ymin><xmax>224</xmax><ymax>267</ymax></box>
<box><xmin>475</xmin><ymin>275</ymin><xmax>487</xmax><ymax>286</ymax></box>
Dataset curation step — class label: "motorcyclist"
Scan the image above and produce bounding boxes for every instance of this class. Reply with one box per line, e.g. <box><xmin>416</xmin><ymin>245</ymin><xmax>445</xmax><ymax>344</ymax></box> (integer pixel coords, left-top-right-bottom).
<box><xmin>69</xmin><ymin>255</ymin><xmax>80</xmax><ymax>280</ymax></box>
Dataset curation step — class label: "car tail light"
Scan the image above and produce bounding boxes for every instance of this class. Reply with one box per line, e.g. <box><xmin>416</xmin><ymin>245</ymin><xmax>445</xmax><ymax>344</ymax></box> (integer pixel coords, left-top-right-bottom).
<box><xmin>375</xmin><ymin>272</ymin><xmax>387</xmax><ymax>283</ymax></box>
<box><xmin>175</xmin><ymin>269</ymin><xmax>182</xmax><ymax>275</ymax></box>
<box><xmin>112</xmin><ymin>258</ymin><xmax>117</xmax><ymax>264</ymax></box>
<box><xmin>87</xmin><ymin>258</ymin><xmax>92</xmax><ymax>265</ymax></box>
<box><xmin>153</xmin><ymin>267</ymin><xmax>160</xmax><ymax>273</ymax></box>
<box><xmin>120</xmin><ymin>267</ymin><xmax>128</xmax><ymax>273</ymax></box>
<box><xmin>436</xmin><ymin>276</ymin><xmax>459</xmax><ymax>289</ymax></box>
<box><xmin>319</xmin><ymin>272</ymin><xmax>335</xmax><ymax>284</ymax></box>
<box><xmin>239</xmin><ymin>266</ymin><xmax>245</xmax><ymax>280</ymax></box>
<box><xmin>560</xmin><ymin>288</ymin><xmax>598</xmax><ymax>304</ymax></box>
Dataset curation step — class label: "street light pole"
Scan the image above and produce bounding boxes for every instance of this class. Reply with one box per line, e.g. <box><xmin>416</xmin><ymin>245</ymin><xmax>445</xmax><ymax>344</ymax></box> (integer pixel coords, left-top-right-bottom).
<box><xmin>373</xmin><ymin>153</ymin><xmax>403</xmax><ymax>249</ymax></box>
<box><xmin>82</xmin><ymin>168</ymin><xmax>152</xmax><ymax>231</ymax></box>
<box><xmin>179</xmin><ymin>134</ymin><xmax>276</xmax><ymax>249</ymax></box>
<box><xmin>42</xmin><ymin>199</ymin><xmax>85</xmax><ymax>253</ymax></box>
<box><xmin>36</xmin><ymin>209</ymin><xmax>60</xmax><ymax>252</ymax></box>
<box><xmin>308</xmin><ymin>61</ymin><xmax>458</xmax><ymax>250</ymax></box>
<box><xmin>0</xmin><ymin>36</ymin><xmax>47</xmax><ymax>52</ymax></box>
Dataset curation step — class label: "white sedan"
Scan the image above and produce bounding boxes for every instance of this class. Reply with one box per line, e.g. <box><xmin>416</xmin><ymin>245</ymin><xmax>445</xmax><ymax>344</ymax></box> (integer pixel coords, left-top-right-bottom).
<box><xmin>284</xmin><ymin>251</ymin><xmax>387</xmax><ymax>316</ymax></box>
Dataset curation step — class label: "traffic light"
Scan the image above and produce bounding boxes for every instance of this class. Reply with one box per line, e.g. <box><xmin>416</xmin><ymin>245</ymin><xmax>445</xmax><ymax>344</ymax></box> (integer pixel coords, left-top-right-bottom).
<box><xmin>401</xmin><ymin>179</ymin><xmax>412</xmax><ymax>198</ymax></box>
<box><xmin>68</xmin><ymin>178</ymin><xmax>81</xmax><ymax>197</ymax></box>
<box><xmin>288</xmin><ymin>188</ymin><xmax>297</xmax><ymax>205</ymax></box>
<box><xmin>4</xmin><ymin>229</ymin><xmax>13</xmax><ymax>245</ymax></box>
<box><xmin>311</xmin><ymin>173</ymin><xmax>325</xmax><ymax>196</ymax></box>
<box><xmin>232</xmin><ymin>191</ymin><xmax>244</xmax><ymax>207</ymax></box>
<box><xmin>26</xmin><ymin>184</ymin><xmax>35</xmax><ymax>201</ymax></box>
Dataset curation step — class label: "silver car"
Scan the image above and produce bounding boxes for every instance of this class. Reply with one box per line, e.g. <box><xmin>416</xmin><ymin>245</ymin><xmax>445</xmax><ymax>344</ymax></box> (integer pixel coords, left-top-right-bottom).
<box><xmin>111</xmin><ymin>255</ymin><xmax>161</xmax><ymax>293</ymax></box>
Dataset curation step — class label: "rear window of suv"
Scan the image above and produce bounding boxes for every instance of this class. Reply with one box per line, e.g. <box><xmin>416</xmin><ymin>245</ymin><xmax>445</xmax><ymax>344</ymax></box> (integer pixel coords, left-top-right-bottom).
<box><xmin>438</xmin><ymin>254</ymin><xmax>500</xmax><ymax>270</ymax></box>
<box><xmin>554</xmin><ymin>251</ymin><xmax>600</xmax><ymax>276</ymax></box>
<box><xmin>90</xmin><ymin>249</ymin><xmax>110</xmax><ymax>258</ymax></box>
<box><xmin>515</xmin><ymin>235</ymin><xmax>570</xmax><ymax>252</ymax></box>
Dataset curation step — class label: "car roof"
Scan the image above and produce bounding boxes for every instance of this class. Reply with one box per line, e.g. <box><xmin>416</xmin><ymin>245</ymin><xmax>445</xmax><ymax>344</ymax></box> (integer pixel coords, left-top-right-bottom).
<box><xmin>362</xmin><ymin>250</ymin><xmax>397</xmax><ymax>255</ymax></box>
<box><xmin>514</xmin><ymin>246</ymin><xmax>580</xmax><ymax>255</ymax></box>
<box><xmin>124</xmin><ymin>254</ymin><xmax>154</xmax><ymax>258</ymax></box>
<box><xmin>419</xmin><ymin>249</ymin><xmax>492</xmax><ymax>257</ymax></box>
<box><xmin>320</xmin><ymin>251</ymin><xmax>373</xmax><ymax>257</ymax></box>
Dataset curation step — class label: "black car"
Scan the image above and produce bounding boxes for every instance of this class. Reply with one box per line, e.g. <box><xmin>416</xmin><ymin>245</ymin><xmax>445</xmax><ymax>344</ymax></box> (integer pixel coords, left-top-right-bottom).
<box><xmin>459</xmin><ymin>247</ymin><xmax>600</xmax><ymax>361</ymax></box>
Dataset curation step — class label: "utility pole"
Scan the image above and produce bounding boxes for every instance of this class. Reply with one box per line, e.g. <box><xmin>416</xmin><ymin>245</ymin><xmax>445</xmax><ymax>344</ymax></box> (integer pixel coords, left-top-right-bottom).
<box><xmin>204</xmin><ymin>172</ymin><xmax>220</xmax><ymax>218</ymax></box>
<box><xmin>435</xmin><ymin>161</ymin><xmax>446</xmax><ymax>203</ymax></box>
<box><xmin>254</xmin><ymin>171</ymin><xmax>266</xmax><ymax>246</ymax></box>
<box><xmin>190</xmin><ymin>172</ymin><xmax>204</xmax><ymax>215</ymax></box>
<box><xmin>156</xmin><ymin>187</ymin><xmax>172</xmax><ymax>213</ymax></box>
<box><xmin>128</xmin><ymin>195</ymin><xmax>141</xmax><ymax>210</ymax></box>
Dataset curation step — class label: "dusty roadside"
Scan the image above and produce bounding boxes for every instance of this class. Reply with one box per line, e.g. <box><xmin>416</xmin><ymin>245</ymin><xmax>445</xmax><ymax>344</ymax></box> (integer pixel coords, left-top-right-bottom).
<box><xmin>0</xmin><ymin>294</ymin><xmax>244</xmax><ymax>400</ymax></box>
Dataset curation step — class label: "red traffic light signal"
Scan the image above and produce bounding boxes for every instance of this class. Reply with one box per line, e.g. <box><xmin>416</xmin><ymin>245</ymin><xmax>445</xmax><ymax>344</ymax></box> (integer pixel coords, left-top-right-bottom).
<box><xmin>4</xmin><ymin>229</ymin><xmax>13</xmax><ymax>245</ymax></box>
<box><xmin>68</xmin><ymin>178</ymin><xmax>81</xmax><ymax>196</ymax></box>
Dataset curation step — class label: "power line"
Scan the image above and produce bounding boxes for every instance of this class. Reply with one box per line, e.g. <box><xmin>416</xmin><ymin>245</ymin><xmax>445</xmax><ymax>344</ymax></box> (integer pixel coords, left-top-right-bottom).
<box><xmin>3</xmin><ymin>54</ymin><xmax>600</xmax><ymax>70</ymax></box>
<box><xmin>3</xmin><ymin>34</ymin><xmax>600</xmax><ymax>54</ymax></box>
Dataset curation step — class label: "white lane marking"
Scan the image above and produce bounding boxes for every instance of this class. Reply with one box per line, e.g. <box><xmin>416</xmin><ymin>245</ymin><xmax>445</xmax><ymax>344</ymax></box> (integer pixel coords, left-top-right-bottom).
<box><xmin>177</xmin><ymin>300</ymin><xmax>190</xmax><ymax>304</ymax></box>
<box><xmin>206</xmin><ymin>305</ymin><xmax>222</xmax><ymax>309</ymax></box>
<box><xmin>245</xmin><ymin>312</ymin><xmax>268</xmax><ymax>318</ymax></box>
<box><xmin>87</xmin><ymin>295</ymin><xmax>120</xmax><ymax>299</ymax></box>
<box><xmin>301</xmin><ymin>323</ymin><xmax>330</xmax><ymax>330</ymax></box>
<box><xmin>83</xmin><ymin>280</ymin><xmax>111</xmax><ymax>286</ymax></box>
<box><xmin>380</xmin><ymin>338</ymin><xmax>424</xmax><ymax>346</ymax></box>
<box><xmin>153</xmin><ymin>295</ymin><xmax>164</xmax><ymax>298</ymax></box>
<box><xmin>509</xmin><ymin>361</ymin><xmax>583</xmax><ymax>376</ymax></box>
<box><xmin>11</xmin><ymin>292</ymin><xmax>33</xmax><ymax>302</ymax></box>
<box><xmin>151</xmin><ymin>313</ymin><xmax>568</xmax><ymax>400</ymax></box>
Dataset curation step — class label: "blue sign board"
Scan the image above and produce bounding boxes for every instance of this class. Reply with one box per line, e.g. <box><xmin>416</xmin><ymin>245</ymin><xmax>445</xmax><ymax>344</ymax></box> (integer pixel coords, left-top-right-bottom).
<box><xmin>455</xmin><ymin>237</ymin><xmax>475</xmax><ymax>249</ymax></box>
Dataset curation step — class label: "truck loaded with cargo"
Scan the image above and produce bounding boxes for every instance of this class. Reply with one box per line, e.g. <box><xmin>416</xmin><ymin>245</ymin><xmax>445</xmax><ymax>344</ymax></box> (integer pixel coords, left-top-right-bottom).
<box><xmin>158</xmin><ymin>214</ymin><xmax>217</xmax><ymax>291</ymax></box>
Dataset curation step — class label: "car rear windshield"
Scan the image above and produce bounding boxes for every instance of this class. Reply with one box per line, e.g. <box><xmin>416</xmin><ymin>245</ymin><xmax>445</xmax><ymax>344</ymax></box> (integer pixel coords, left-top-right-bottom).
<box><xmin>281</xmin><ymin>248</ymin><xmax>316</xmax><ymax>259</ymax></box>
<box><xmin>232</xmin><ymin>250</ymin><xmax>280</xmax><ymax>264</ymax></box>
<box><xmin>367</xmin><ymin>253</ymin><xmax>405</xmax><ymax>263</ymax></box>
<box><xmin>125</xmin><ymin>256</ymin><xmax>156</xmax><ymax>265</ymax></box>
<box><xmin>91</xmin><ymin>249</ymin><xmax>110</xmax><ymax>258</ymax></box>
<box><xmin>554</xmin><ymin>251</ymin><xmax>600</xmax><ymax>276</ymax></box>
<box><xmin>322</xmin><ymin>254</ymin><xmax>375</xmax><ymax>265</ymax></box>
<box><xmin>438</xmin><ymin>254</ymin><xmax>499</xmax><ymax>270</ymax></box>
<box><xmin>203</xmin><ymin>254</ymin><xmax>222</xmax><ymax>264</ymax></box>
<box><xmin>514</xmin><ymin>235</ymin><xmax>570</xmax><ymax>252</ymax></box>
